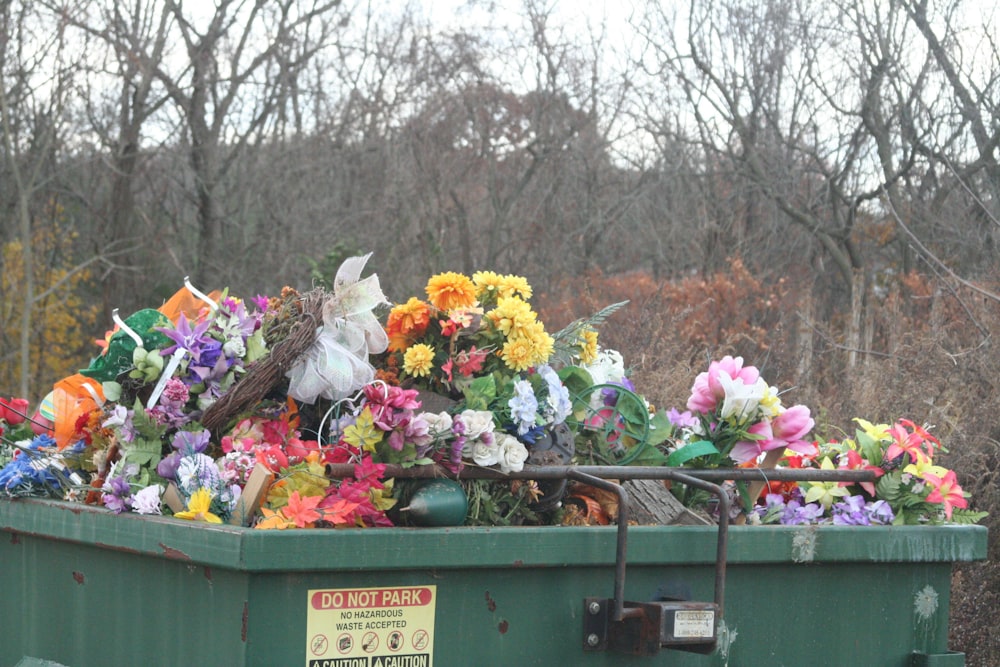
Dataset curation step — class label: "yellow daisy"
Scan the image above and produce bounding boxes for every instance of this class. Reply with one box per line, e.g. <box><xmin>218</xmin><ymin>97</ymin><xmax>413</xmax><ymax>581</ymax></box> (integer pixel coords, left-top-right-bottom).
<box><xmin>403</xmin><ymin>343</ymin><xmax>436</xmax><ymax>377</ymax></box>
<box><xmin>500</xmin><ymin>336</ymin><xmax>536</xmax><ymax>372</ymax></box>
<box><xmin>497</xmin><ymin>274</ymin><xmax>532</xmax><ymax>300</ymax></box>
<box><xmin>486</xmin><ymin>296</ymin><xmax>536</xmax><ymax>337</ymax></box>
<box><xmin>472</xmin><ymin>271</ymin><xmax>505</xmax><ymax>301</ymax></box>
<box><xmin>578</xmin><ymin>328</ymin><xmax>599</xmax><ymax>364</ymax></box>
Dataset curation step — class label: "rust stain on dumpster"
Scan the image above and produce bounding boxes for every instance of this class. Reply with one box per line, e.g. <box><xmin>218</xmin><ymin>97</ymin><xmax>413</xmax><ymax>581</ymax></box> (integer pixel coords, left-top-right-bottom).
<box><xmin>158</xmin><ymin>542</ymin><xmax>192</xmax><ymax>560</ymax></box>
<box><xmin>241</xmin><ymin>601</ymin><xmax>249</xmax><ymax>642</ymax></box>
<box><xmin>72</xmin><ymin>571</ymin><xmax>85</xmax><ymax>585</ymax></box>
<box><xmin>485</xmin><ymin>591</ymin><xmax>497</xmax><ymax>612</ymax></box>
<box><xmin>498</xmin><ymin>619</ymin><xmax>509</xmax><ymax>634</ymax></box>
<box><xmin>10</xmin><ymin>533</ymin><xmax>19</xmax><ymax>545</ymax></box>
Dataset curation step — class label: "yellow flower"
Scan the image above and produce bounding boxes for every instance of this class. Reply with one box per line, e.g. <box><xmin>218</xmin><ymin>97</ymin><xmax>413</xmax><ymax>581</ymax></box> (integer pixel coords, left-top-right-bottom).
<box><xmin>174</xmin><ymin>488</ymin><xmax>223</xmax><ymax>524</ymax></box>
<box><xmin>578</xmin><ymin>328</ymin><xmax>599</xmax><ymax>365</ymax></box>
<box><xmin>472</xmin><ymin>271</ymin><xmax>505</xmax><ymax>300</ymax></box>
<box><xmin>487</xmin><ymin>296</ymin><xmax>536</xmax><ymax>337</ymax></box>
<box><xmin>802</xmin><ymin>458</ymin><xmax>850</xmax><ymax>508</ymax></box>
<box><xmin>497</xmin><ymin>274</ymin><xmax>532</xmax><ymax>300</ymax></box>
<box><xmin>426</xmin><ymin>272</ymin><xmax>477</xmax><ymax>311</ymax></box>
<box><xmin>759</xmin><ymin>384</ymin><xmax>783</xmax><ymax>418</ymax></box>
<box><xmin>518</xmin><ymin>319</ymin><xmax>553</xmax><ymax>366</ymax></box>
<box><xmin>500</xmin><ymin>336</ymin><xmax>535</xmax><ymax>372</ymax></box>
<box><xmin>904</xmin><ymin>458</ymin><xmax>948</xmax><ymax>480</ymax></box>
<box><xmin>854</xmin><ymin>418</ymin><xmax>891</xmax><ymax>441</ymax></box>
<box><xmin>403</xmin><ymin>343</ymin><xmax>435</xmax><ymax>377</ymax></box>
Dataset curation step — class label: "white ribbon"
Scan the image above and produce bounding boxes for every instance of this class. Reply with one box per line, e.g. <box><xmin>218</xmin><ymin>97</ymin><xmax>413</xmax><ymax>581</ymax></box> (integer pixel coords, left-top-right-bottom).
<box><xmin>286</xmin><ymin>253</ymin><xmax>389</xmax><ymax>404</ymax></box>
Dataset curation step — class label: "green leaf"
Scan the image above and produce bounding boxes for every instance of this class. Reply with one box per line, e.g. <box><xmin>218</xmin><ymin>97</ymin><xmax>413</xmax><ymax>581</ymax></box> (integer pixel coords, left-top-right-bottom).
<box><xmin>626</xmin><ymin>446</ymin><xmax>669</xmax><ymax>467</ymax></box>
<box><xmin>463</xmin><ymin>375</ymin><xmax>497</xmax><ymax>411</ymax></box>
<box><xmin>644</xmin><ymin>409</ymin><xmax>674</xmax><ymax>447</ymax></box>
<box><xmin>667</xmin><ymin>440</ymin><xmax>720</xmax><ymax>467</ymax></box>
<box><xmin>947</xmin><ymin>508</ymin><xmax>989</xmax><ymax>525</ymax></box>
<box><xmin>875</xmin><ymin>471</ymin><xmax>902</xmax><ymax>501</ymax></box>
<box><xmin>615</xmin><ymin>390</ymin><xmax>649</xmax><ymax>428</ymax></box>
<box><xmin>557</xmin><ymin>366</ymin><xmax>594</xmax><ymax>413</ymax></box>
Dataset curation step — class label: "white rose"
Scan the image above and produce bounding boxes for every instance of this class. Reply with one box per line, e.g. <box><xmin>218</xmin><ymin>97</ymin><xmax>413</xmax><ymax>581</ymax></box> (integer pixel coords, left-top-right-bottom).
<box><xmin>470</xmin><ymin>440</ymin><xmax>500</xmax><ymax>467</ymax></box>
<box><xmin>223</xmin><ymin>337</ymin><xmax>246</xmax><ymax>359</ymax></box>
<box><xmin>496</xmin><ymin>434</ymin><xmax>529</xmax><ymax>473</ymax></box>
<box><xmin>422</xmin><ymin>411</ymin><xmax>454</xmax><ymax>435</ymax></box>
<box><xmin>460</xmin><ymin>409</ymin><xmax>496</xmax><ymax>439</ymax></box>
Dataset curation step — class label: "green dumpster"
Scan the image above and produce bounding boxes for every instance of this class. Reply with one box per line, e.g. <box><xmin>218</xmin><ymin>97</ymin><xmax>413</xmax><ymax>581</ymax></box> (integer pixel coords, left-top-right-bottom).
<box><xmin>0</xmin><ymin>498</ymin><xmax>987</xmax><ymax>666</ymax></box>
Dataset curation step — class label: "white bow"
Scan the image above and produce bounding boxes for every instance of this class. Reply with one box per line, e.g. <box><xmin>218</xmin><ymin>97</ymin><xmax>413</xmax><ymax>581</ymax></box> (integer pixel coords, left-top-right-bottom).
<box><xmin>286</xmin><ymin>253</ymin><xmax>389</xmax><ymax>403</ymax></box>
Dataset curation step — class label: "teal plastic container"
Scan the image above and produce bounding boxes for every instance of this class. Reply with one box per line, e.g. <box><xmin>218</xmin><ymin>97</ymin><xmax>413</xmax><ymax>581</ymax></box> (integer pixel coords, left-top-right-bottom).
<box><xmin>0</xmin><ymin>498</ymin><xmax>987</xmax><ymax>666</ymax></box>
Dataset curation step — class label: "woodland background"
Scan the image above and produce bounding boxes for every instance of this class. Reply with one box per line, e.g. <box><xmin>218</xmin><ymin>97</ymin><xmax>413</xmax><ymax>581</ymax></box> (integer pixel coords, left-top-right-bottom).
<box><xmin>1</xmin><ymin>1</ymin><xmax>998</xmax><ymax>662</ymax></box>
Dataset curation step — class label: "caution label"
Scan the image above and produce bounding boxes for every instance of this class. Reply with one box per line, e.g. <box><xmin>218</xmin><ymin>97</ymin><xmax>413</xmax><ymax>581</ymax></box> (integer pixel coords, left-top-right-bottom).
<box><xmin>307</xmin><ymin>586</ymin><xmax>435</xmax><ymax>667</ymax></box>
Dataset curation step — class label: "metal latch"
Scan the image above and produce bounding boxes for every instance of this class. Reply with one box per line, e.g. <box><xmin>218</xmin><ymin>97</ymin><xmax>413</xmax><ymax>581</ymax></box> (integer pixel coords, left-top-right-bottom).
<box><xmin>577</xmin><ymin>470</ymin><xmax>729</xmax><ymax>656</ymax></box>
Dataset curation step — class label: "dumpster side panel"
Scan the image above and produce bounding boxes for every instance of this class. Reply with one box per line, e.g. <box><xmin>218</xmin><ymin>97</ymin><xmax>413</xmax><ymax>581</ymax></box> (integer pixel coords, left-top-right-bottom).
<box><xmin>0</xmin><ymin>531</ymin><xmax>250</xmax><ymax>667</ymax></box>
<box><xmin>0</xmin><ymin>500</ymin><xmax>987</xmax><ymax>667</ymax></box>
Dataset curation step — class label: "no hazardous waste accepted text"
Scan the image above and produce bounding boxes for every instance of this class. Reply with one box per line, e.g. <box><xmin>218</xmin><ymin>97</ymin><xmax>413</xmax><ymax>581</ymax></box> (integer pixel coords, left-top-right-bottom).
<box><xmin>306</xmin><ymin>585</ymin><xmax>436</xmax><ymax>667</ymax></box>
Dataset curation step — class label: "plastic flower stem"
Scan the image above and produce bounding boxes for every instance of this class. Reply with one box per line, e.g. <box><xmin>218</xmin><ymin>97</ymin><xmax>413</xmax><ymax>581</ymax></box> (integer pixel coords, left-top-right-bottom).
<box><xmin>183</xmin><ymin>276</ymin><xmax>219</xmax><ymax>312</ymax></box>
<box><xmin>146</xmin><ymin>348</ymin><xmax>188</xmax><ymax>409</ymax></box>
<box><xmin>112</xmin><ymin>308</ymin><xmax>144</xmax><ymax>349</ymax></box>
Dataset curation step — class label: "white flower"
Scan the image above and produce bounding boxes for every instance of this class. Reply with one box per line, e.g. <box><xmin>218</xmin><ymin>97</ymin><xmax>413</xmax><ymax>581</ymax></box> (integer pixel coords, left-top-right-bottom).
<box><xmin>496</xmin><ymin>433</ymin><xmax>529</xmax><ymax>473</ymax></box>
<box><xmin>538</xmin><ymin>364</ymin><xmax>572</xmax><ymax>424</ymax></box>
<box><xmin>422</xmin><ymin>411</ymin><xmax>454</xmax><ymax>435</ymax></box>
<box><xmin>459</xmin><ymin>409</ymin><xmax>496</xmax><ymax>439</ymax></box>
<box><xmin>718</xmin><ymin>372</ymin><xmax>768</xmax><ymax>423</ymax></box>
<box><xmin>580</xmin><ymin>348</ymin><xmax>626</xmax><ymax>409</ymax></box>
<box><xmin>223</xmin><ymin>337</ymin><xmax>246</xmax><ymax>359</ymax></box>
<box><xmin>176</xmin><ymin>453</ymin><xmax>222</xmax><ymax>494</ymax></box>
<box><xmin>132</xmin><ymin>485</ymin><xmax>163</xmax><ymax>515</ymax></box>
<box><xmin>469</xmin><ymin>439</ymin><xmax>501</xmax><ymax>467</ymax></box>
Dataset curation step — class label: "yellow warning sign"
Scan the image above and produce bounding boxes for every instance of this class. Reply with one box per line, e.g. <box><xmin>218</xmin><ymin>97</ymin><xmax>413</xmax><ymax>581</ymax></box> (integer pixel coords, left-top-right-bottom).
<box><xmin>306</xmin><ymin>586</ymin><xmax>436</xmax><ymax>667</ymax></box>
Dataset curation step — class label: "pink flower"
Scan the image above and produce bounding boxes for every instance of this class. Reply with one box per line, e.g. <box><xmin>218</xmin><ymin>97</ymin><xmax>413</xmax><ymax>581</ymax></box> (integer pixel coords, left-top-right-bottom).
<box><xmin>771</xmin><ymin>405</ymin><xmax>815</xmax><ymax>449</ymax></box>
<box><xmin>923</xmin><ymin>469</ymin><xmax>968</xmax><ymax>520</ymax></box>
<box><xmin>729</xmin><ymin>406</ymin><xmax>817</xmax><ymax>464</ymax></box>
<box><xmin>686</xmin><ymin>356</ymin><xmax>760</xmax><ymax>414</ymax></box>
<box><xmin>729</xmin><ymin>420</ymin><xmax>775</xmax><ymax>463</ymax></box>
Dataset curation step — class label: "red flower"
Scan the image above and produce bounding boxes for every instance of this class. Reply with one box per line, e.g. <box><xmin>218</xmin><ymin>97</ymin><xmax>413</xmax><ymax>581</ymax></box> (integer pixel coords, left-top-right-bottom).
<box><xmin>0</xmin><ymin>397</ymin><xmax>30</xmax><ymax>425</ymax></box>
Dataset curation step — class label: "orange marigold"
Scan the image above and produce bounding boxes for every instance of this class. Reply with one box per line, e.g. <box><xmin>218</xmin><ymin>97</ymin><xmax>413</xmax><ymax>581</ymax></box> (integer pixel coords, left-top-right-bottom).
<box><xmin>426</xmin><ymin>272</ymin><xmax>478</xmax><ymax>311</ymax></box>
<box><xmin>385</xmin><ymin>297</ymin><xmax>431</xmax><ymax>351</ymax></box>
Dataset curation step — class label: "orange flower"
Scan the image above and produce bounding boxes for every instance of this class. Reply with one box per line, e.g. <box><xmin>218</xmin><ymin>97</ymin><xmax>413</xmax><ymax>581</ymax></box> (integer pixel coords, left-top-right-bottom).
<box><xmin>284</xmin><ymin>490</ymin><xmax>324</xmax><ymax>528</ymax></box>
<box><xmin>386</xmin><ymin>297</ymin><xmax>431</xmax><ymax>351</ymax></box>
<box><xmin>425</xmin><ymin>272</ymin><xmax>477</xmax><ymax>311</ymax></box>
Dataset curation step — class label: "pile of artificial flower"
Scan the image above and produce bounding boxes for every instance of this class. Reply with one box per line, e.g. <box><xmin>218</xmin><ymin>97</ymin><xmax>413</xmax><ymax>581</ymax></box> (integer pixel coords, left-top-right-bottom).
<box><xmin>0</xmin><ymin>259</ymin><xmax>626</xmax><ymax>527</ymax></box>
<box><xmin>0</xmin><ymin>257</ymin><xmax>987</xmax><ymax>529</ymax></box>
<box><xmin>662</xmin><ymin>355</ymin><xmax>986</xmax><ymax>525</ymax></box>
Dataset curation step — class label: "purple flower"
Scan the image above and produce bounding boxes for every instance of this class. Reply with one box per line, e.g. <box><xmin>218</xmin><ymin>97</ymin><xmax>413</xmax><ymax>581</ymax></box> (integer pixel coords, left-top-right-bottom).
<box><xmin>832</xmin><ymin>495</ymin><xmax>872</xmax><ymax>525</ymax></box>
<box><xmin>865</xmin><ymin>499</ymin><xmax>895</xmax><ymax>525</ymax></box>
<box><xmin>157</xmin><ymin>313</ymin><xmax>215</xmax><ymax>366</ymax></box>
<box><xmin>252</xmin><ymin>294</ymin><xmax>270</xmax><ymax>312</ymax></box>
<box><xmin>101</xmin><ymin>475</ymin><xmax>133</xmax><ymax>514</ymax></box>
<box><xmin>171</xmin><ymin>429</ymin><xmax>211</xmax><ymax>455</ymax></box>
<box><xmin>157</xmin><ymin>452</ymin><xmax>181</xmax><ymax>480</ymax></box>
<box><xmin>667</xmin><ymin>408</ymin><xmax>699</xmax><ymax>429</ymax></box>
